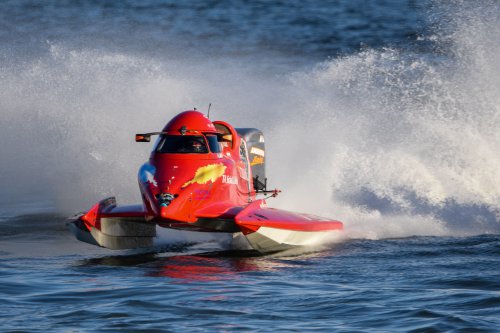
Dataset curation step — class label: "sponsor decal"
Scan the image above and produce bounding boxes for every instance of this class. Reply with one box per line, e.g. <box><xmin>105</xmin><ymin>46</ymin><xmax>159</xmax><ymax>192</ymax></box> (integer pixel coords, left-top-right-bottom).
<box><xmin>250</xmin><ymin>156</ymin><xmax>264</xmax><ymax>166</ymax></box>
<box><xmin>250</xmin><ymin>147</ymin><xmax>265</xmax><ymax>157</ymax></box>
<box><xmin>222</xmin><ymin>174</ymin><xmax>238</xmax><ymax>185</ymax></box>
<box><xmin>194</xmin><ymin>189</ymin><xmax>211</xmax><ymax>200</ymax></box>
<box><xmin>139</xmin><ymin>163</ymin><xmax>158</xmax><ymax>187</ymax></box>
<box><xmin>182</xmin><ymin>163</ymin><xmax>227</xmax><ymax>188</ymax></box>
<box><xmin>146</xmin><ymin>172</ymin><xmax>158</xmax><ymax>187</ymax></box>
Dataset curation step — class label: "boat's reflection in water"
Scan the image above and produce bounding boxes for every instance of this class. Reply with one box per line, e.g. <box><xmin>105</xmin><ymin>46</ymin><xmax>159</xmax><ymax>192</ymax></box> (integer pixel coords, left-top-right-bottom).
<box><xmin>149</xmin><ymin>252</ymin><xmax>285</xmax><ymax>281</ymax></box>
<box><xmin>77</xmin><ymin>245</ymin><xmax>331</xmax><ymax>281</ymax></box>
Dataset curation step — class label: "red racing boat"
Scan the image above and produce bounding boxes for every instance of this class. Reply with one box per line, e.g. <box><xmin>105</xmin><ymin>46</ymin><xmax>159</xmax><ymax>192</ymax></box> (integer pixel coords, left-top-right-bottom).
<box><xmin>68</xmin><ymin>110</ymin><xmax>343</xmax><ymax>254</ymax></box>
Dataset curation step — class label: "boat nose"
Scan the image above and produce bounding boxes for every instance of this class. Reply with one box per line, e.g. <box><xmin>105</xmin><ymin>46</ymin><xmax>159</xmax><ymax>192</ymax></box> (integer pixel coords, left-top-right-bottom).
<box><xmin>160</xmin><ymin>205</ymin><xmax>170</xmax><ymax>219</ymax></box>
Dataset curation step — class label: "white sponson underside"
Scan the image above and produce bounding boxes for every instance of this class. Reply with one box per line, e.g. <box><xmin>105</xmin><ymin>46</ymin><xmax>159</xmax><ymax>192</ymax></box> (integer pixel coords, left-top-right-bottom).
<box><xmin>244</xmin><ymin>227</ymin><xmax>341</xmax><ymax>253</ymax></box>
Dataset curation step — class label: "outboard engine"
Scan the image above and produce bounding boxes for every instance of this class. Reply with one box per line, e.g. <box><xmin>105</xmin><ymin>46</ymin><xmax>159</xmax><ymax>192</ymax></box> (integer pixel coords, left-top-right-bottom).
<box><xmin>235</xmin><ymin>128</ymin><xmax>266</xmax><ymax>191</ymax></box>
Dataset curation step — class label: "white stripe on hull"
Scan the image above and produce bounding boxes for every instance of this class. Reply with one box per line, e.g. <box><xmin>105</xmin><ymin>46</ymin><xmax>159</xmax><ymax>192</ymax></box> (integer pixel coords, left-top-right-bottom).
<box><xmin>244</xmin><ymin>226</ymin><xmax>342</xmax><ymax>254</ymax></box>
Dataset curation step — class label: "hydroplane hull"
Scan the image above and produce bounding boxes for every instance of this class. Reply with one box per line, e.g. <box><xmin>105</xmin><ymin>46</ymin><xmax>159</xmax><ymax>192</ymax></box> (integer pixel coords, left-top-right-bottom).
<box><xmin>68</xmin><ymin>198</ymin><xmax>343</xmax><ymax>254</ymax></box>
<box><xmin>68</xmin><ymin>110</ymin><xmax>344</xmax><ymax>254</ymax></box>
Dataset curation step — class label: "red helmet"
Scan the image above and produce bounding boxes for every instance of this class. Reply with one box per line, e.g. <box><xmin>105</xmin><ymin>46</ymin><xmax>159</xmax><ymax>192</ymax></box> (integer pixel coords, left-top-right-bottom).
<box><xmin>162</xmin><ymin>110</ymin><xmax>217</xmax><ymax>135</ymax></box>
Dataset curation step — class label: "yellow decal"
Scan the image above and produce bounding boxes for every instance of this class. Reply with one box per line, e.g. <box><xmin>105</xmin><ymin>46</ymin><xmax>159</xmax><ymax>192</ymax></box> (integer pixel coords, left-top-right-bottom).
<box><xmin>250</xmin><ymin>156</ymin><xmax>264</xmax><ymax>166</ymax></box>
<box><xmin>182</xmin><ymin>163</ymin><xmax>227</xmax><ymax>188</ymax></box>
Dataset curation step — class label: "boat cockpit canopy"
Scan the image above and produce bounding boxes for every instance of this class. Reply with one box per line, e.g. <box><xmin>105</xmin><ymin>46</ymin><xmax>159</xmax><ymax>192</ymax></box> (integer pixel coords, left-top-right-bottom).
<box><xmin>155</xmin><ymin>134</ymin><xmax>221</xmax><ymax>154</ymax></box>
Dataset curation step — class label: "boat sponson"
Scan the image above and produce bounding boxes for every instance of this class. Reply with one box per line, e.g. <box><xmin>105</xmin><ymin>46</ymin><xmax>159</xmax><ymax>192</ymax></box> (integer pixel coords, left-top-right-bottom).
<box><xmin>68</xmin><ymin>215</ymin><xmax>156</xmax><ymax>250</ymax></box>
<box><xmin>235</xmin><ymin>199</ymin><xmax>343</xmax><ymax>253</ymax></box>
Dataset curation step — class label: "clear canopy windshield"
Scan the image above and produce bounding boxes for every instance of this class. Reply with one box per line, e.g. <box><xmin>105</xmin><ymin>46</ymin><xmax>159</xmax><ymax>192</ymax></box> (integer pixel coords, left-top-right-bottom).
<box><xmin>155</xmin><ymin>135</ymin><xmax>221</xmax><ymax>154</ymax></box>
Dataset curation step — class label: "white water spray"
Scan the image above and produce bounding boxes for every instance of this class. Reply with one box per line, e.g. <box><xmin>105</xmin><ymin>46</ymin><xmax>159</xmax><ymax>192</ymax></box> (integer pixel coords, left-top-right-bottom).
<box><xmin>0</xmin><ymin>1</ymin><xmax>498</xmax><ymax>239</ymax></box>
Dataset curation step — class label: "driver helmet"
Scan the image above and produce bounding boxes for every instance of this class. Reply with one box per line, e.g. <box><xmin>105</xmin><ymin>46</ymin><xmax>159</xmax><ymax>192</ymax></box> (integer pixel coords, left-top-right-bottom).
<box><xmin>191</xmin><ymin>138</ymin><xmax>204</xmax><ymax>152</ymax></box>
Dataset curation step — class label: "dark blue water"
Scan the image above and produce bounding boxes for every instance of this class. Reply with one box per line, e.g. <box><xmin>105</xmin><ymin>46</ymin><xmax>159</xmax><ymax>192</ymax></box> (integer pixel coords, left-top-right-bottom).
<box><xmin>1</xmin><ymin>215</ymin><xmax>499</xmax><ymax>332</ymax></box>
<box><xmin>0</xmin><ymin>0</ymin><xmax>431</xmax><ymax>64</ymax></box>
<box><xmin>1</xmin><ymin>1</ymin><xmax>499</xmax><ymax>331</ymax></box>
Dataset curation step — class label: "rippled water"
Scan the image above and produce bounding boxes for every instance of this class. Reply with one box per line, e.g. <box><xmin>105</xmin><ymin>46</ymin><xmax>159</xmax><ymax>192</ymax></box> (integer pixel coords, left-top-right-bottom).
<box><xmin>0</xmin><ymin>0</ymin><xmax>430</xmax><ymax>65</ymax></box>
<box><xmin>1</xmin><ymin>0</ymin><xmax>499</xmax><ymax>331</ymax></box>
<box><xmin>1</xmin><ymin>215</ymin><xmax>499</xmax><ymax>332</ymax></box>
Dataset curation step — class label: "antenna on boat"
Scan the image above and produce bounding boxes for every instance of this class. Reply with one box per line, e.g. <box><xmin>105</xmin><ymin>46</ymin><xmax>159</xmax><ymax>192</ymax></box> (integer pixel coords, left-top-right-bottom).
<box><xmin>207</xmin><ymin>103</ymin><xmax>212</xmax><ymax>119</ymax></box>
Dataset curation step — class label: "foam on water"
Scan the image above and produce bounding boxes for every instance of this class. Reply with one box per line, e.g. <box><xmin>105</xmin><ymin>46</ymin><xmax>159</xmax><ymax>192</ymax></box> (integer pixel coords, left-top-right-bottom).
<box><xmin>0</xmin><ymin>1</ymin><xmax>498</xmax><ymax>240</ymax></box>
